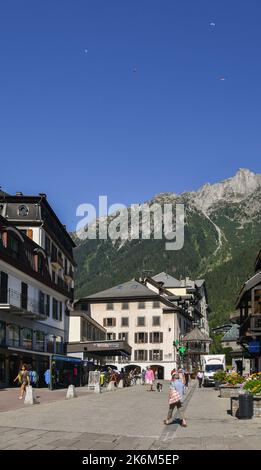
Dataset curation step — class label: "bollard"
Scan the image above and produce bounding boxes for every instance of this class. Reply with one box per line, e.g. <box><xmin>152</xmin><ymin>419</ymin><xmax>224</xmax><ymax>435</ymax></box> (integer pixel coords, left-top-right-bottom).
<box><xmin>24</xmin><ymin>385</ymin><xmax>37</xmax><ymax>405</ymax></box>
<box><xmin>118</xmin><ymin>379</ymin><xmax>124</xmax><ymax>389</ymax></box>
<box><xmin>66</xmin><ymin>384</ymin><xmax>77</xmax><ymax>399</ymax></box>
<box><xmin>94</xmin><ymin>383</ymin><xmax>101</xmax><ymax>394</ymax></box>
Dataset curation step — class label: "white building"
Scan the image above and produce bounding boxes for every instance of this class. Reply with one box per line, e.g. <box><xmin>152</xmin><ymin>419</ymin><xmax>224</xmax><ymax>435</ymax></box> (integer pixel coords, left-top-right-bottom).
<box><xmin>0</xmin><ymin>191</ymin><xmax>76</xmax><ymax>388</ymax></box>
<box><xmin>73</xmin><ymin>273</ymin><xmax>210</xmax><ymax>379</ymax></box>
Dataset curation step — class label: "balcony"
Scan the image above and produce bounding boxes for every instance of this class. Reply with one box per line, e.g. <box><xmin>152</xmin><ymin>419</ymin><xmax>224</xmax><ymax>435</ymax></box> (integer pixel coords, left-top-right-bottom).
<box><xmin>0</xmin><ymin>289</ymin><xmax>47</xmax><ymax>320</ymax></box>
<box><xmin>240</xmin><ymin>314</ymin><xmax>261</xmax><ymax>339</ymax></box>
<box><xmin>64</xmin><ymin>267</ymin><xmax>74</xmax><ymax>282</ymax></box>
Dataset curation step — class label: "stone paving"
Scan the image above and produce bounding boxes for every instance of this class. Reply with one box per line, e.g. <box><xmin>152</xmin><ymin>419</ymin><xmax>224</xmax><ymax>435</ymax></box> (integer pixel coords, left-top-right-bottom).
<box><xmin>0</xmin><ymin>381</ymin><xmax>260</xmax><ymax>450</ymax></box>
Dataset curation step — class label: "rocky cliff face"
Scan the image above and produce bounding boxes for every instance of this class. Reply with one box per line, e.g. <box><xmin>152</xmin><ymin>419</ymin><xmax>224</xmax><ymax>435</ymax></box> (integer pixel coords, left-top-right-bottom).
<box><xmin>74</xmin><ymin>169</ymin><xmax>261</xmax><ymax>327</ymax></box>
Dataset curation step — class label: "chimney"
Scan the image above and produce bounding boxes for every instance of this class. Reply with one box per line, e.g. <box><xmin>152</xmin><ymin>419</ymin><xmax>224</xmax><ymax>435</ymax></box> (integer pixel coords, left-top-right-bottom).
<box><xmin>16</xmin><ymin>192</ymin><xmax>23</xmax><ymax>196</ymax></box>
<box><xmin>39</xmin><ymin>193</ymin><xmax>47</xmax><ymax>198</ymax></box>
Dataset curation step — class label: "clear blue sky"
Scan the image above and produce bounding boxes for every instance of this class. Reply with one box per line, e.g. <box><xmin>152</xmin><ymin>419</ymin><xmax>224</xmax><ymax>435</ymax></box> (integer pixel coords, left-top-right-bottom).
<box><xmin>1</xmin><ymin>1</ymin><xmax>261</xmax><ymax>230</ymax></box>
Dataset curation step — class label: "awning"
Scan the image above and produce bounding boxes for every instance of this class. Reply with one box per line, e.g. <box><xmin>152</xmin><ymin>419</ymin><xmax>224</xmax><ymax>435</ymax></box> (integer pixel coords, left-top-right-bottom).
<box><xmin>67</xmin><ymin>340</ymin><xmax>132</xmax><ymax>357</ymax></box>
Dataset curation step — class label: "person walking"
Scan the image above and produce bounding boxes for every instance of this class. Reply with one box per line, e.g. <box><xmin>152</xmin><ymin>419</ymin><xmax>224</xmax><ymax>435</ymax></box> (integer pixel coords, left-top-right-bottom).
<box><xmin>197</xmin><ymin>370</ymin><xmax>204</xmax><ymax>388</ymax></box>
<box><xmin>145</xmin><ymin>366</ymin><xmax>155</xmax><ymax>391</ymax></box>
<box><xmin>164</xmin><ymin>373</ymin><xmax>187</xmax><ymax>427</ymax></box>
<box><xmin>14</xmin><ymin>364</ymin><xmax>30</xmax><ymax>399</ymax></box>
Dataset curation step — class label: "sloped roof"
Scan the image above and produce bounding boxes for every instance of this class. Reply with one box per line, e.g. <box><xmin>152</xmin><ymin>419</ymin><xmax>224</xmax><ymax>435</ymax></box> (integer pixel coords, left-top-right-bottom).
<box><xmin>195</xmin><ymin>279</ymin><xmax>205</xmax><ymax>288</ymax></box>
<box><xmin>221</xmin><ymin>324</ymin><xmax>239</xmax><ymax>343</ymax></box>
<box><xmin>236</xmin><ymin>271</ymin><xmax>261</xmax><ymax>307</ymax></box>
<box><xmin>180</xmin><ymin>327</ymin><xmax>212</xmax><ymax>343</ymax></box>
<box><xmin>85</xmin><ymin>279</ymin><xmax>158</xmax><ymax>300</ymax></box>
<box><xmin>152</xmin><ymin>272</ymin><xmax>181</xmax><ymax>288</ymax></box>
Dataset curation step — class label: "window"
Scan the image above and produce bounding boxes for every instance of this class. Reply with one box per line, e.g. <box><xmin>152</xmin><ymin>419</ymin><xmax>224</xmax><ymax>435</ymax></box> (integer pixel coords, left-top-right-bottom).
<box><xmin>103</xmin><ymin>318</ymin><xmax>116</xmax><ymax>327</ymax></box>
<box><xmin>47</xmin><ymin>334</ymin><xmax>55</xmax><ymax>353</ymax></box>
<box><xmin>119</xmin><ymin>332</ymin><xmax>128</xmax><ymax>341</ymax></box>
<box><xmin>150</xmin><ymin>332</ymin><xmax>163</xmax><ymax>343</ymax></box>
<box><xmin>53</xmin><ymin>298</ymin><xmax>58</xmax><ymax>320</ymax></box>
<box><xmin>0</xmin><ymin>321</ymin><xmax>6</xmax><ymax>346</ymax></box>
<box><xmin>153</xmin><ymin>316</ymin><xmax>161</xmax><ymax>326</ymax></box>
<box><xmin>106</xmin><ymin>303</ymin><xmax>114</xmax><ymax>311</ymax></box>
<box><xmin>137</xmin><ymin>316</ymin><xmax>145</xmax><ymax>326</ymax></box>
<box><xmin>21</xmin><ymin>283</ymin><xmax>28</xmax><ymax>310</ymax></box>
<box><xmin>134</xmin><ymin>350</ymin><xmax>148</xmax><ymax>361</ymax></box>
<box><xmin>56</xmin><ymin>336</ymin><xmax>63</xmax><ymax>354</ymax></box>
<box><xmin>39</xmin><ymin>291</ymin><xmax>45</xmax><ymax>315</ymax></box>
<box><xmin>8</xmin><ymin>235</ymin><xmax>20</xmax><ymax>259</ymax></box>
<box><xmin>149</xmin><ymin>350</ymin><xmax>163</xmax><ymax>361</ymax></box>
<box><xmin>153</xmin><ymin>301</ymin><xmax>160</xmax><ymax>308</ymax></box>
<box><xmin>138</xmin><ymin>301</ymin><xmax>145</xmax><ymax>309</ymax></box>
<box><xmin>134</xmin><ymin>332</ymin><xmax>148</xmax><ymax>344</ymax></box>
<box><xmin>45</xmin><ymin>235</ymin><xmax>51</xmax><ymax>255</ymax></box>
<box><xmin>8</xmin><ymin>324</ymin><xmax>20</xmax><ymax>347</ymax></box>
<box><xmin>0</xmin><ymin>272</ymin><xmax>8</xmax><ymax>303</ymax></box>
<box><xmin>59</xmin><ymin>302</ymin><xmax>63</xmax><ymax>321</ymax></box>
<box><xmin>21</xmin><ymin>328</ymin><xmax>33</xmax><ymax>349</ymax></box>
<box><xmin>46</xmin><ymin>295</ymin><xmax>50</xmax><ymax>317</ymax></box>
<box><xmin>38</xmin><ymin>254</ymin><xmax>44</xmax><ymax>275</ymax></box>
<box><xmin>121</xmin><ymin>317</ymin><xmax>129</xmax><ymax>327</ymax></box>
<box><xmin>107</xmin><ymin>332</ymin><xmax>116</xmax><ymax>340</ymax></box>
<box><xmin>35</xmin><ymin>331</ymin><xmax>45</xmax><ymax>352</ymax></box>
<box><xmin>122</xmin><ymin>302</ymin><xmax>129</xmax><ymax>310</ymax></box>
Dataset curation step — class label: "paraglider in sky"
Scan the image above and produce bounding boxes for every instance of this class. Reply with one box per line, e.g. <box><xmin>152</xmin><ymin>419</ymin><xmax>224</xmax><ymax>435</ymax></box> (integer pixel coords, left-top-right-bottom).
<box><xmin>84</xmin><ymin>49</ymin><xmax>88</xmax><ymax>54</ymax></box>
<box><xmin>132</xmin><ymin>67</ymin><xmax>137</xmax><ymax>73</ymax></box>
<box><xmin>219</xmin><ymin>77</ymin><xmax>226</xmax><ymax>81</ymax></box>
<box><xmin>210</xmin><ymin>22</ymin><xmax>216</xmax><ymax>27</ymax></box>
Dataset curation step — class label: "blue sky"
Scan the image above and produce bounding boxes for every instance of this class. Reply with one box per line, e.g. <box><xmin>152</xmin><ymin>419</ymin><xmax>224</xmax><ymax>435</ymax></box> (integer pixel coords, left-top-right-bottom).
<box><xmin>0</xmin><ymin>1</ymin><xmax>261</xmax><ymax>230</ymax></box>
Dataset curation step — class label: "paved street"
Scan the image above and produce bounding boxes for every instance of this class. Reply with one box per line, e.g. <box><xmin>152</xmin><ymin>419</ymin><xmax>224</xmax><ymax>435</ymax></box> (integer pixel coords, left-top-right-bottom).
<box><xmin>0</xmin><ymin>382</ymin><xmax>260</xmax><ymax>450</ymax></box>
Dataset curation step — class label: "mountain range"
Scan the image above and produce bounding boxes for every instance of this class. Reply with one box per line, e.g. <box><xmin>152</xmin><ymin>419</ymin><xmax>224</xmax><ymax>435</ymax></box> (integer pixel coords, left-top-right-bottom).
<box><xmin>73</xmin><ymin>168</ymin><xmax>261</xmax><ymax>327</ymax></box>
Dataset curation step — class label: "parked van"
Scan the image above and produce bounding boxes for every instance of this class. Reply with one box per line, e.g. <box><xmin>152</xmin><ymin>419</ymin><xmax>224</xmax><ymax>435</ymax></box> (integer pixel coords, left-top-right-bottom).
<box><xmin>202</xmin><ymin>355</ymin><xmax>226</xmax><ymax>386</ymax></box>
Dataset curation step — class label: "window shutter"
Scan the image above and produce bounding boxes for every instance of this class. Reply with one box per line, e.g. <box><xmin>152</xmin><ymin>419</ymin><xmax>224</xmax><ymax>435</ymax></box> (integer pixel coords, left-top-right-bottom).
<box><xmin>113</xmin><ymin>318</ymin><xmax>116</xmax><ymax>327</ymax></box>
<box><xmin>27</xmin><ymin>229</ymin><xmax>33</xmax><ymax>240</ymax></box>
<box><xmin>135</xmin><ymin>333</ymin><xmax>137</xmax><ymax>343</ymax></box>
<box><xmin>145</xmin><ymin>333</ymin><xmax>148</xmax><ymax>343</ymax></box>
<box><xmin>160</xmin><ymin>332</ymin><xmax>163</xmax><ymax>343</ymax></box>
<box><xmin>160</xmin><ymin>350</ymin><xmax>163</xmax><ymax>361</ymax></box>
<box><xmin>103</xmin><ymin>318</ymin><xmax>106</xmax><ymax>327</ymax></box>
<box><xmin>134</xmin><ymin>350</ymin><xmax>137</xmax><ymax>361</ymax></box>
<box><xmin>149</xmin><ymin>332</ymin><xmax>152</xmax><ymax>343</ymax></box>
<box><xmin>144</xmin><ymin>350</ymin><xmax>148</xmax><ymax>361</ymax></box>
<box><xmin>149</xmin><ymin>350</ymin><xmax>152</xmax><ymax>361</ymax></box>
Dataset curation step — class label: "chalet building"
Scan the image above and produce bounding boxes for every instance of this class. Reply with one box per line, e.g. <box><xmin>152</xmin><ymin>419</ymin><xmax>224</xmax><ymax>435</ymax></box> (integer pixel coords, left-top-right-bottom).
<box><xmin>236</xmin><ymin>249</ymin><xmax>261</xmax><ymax>372</ymax></box>
<box><xmin>0</xmin><ymin>191</ymin><xmax>76</xmax><ymax>387</ymax></box>
<box><xmin>73</xmin><ymin>273</ymin><xmax>210</xmax><ymax>379</ymax></box>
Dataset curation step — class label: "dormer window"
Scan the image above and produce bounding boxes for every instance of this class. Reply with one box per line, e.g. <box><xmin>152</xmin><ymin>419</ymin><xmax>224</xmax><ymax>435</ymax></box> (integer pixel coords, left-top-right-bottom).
<box><xmin>17</xmin><ymin>205</ymin><xmax>29</xmax><ymax>217</ymax></box>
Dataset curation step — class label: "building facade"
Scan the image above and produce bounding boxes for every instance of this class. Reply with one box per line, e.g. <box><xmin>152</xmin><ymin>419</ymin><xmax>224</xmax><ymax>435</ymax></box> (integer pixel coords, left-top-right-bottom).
<box><xmin>74</xmin><ymin>273</ymin><xmax>210</xmax><ymax>379</ymax></box>
<box><xmin>0</xmin><ymin>192</ymin><xmax>75</xmax><ymax>387</ymax></box>
<box><xmin>236</xmin><ymin>249</ymin><xmax>261</xmax><ymax>372</ymax></box>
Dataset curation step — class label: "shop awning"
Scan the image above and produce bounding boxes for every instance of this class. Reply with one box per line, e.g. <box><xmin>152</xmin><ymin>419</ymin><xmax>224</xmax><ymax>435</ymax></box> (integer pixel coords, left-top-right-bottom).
<box><xmin>67</xmin><ymin>340</ymin><xmax>132</xmax><ymax>357</ymax></box>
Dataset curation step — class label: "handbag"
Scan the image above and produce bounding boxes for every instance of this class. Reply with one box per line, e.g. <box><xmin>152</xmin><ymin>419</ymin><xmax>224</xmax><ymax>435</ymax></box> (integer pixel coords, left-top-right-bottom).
<box><xmin>169</xmin><ymin>388</ymin><xmax>181</xmax><ymax>405</ymax></box>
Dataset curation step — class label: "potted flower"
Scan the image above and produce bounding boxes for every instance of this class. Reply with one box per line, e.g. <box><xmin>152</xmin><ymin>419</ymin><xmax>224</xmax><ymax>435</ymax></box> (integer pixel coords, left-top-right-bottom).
<box><xmin>213</xmin><ymin>370</ymin><xmax>227</xmax><ymax>389</ymax></box>
<box><xmin>243</xmin><ymin>372</ymin><xmax>261</xmax><ymax>395</ymax></box>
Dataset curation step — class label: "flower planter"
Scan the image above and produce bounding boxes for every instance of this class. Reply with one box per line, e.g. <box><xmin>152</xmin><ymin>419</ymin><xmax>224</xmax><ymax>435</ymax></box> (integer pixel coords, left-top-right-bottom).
<box><xmin>219</xmin><ymin>385</ymin><xmax>241</xmax><ymax>398</ymax></box>
<box><xmin>231</xmin><ymin>396</ymin><xmax>261</xmax><ymax>418</ymax></box>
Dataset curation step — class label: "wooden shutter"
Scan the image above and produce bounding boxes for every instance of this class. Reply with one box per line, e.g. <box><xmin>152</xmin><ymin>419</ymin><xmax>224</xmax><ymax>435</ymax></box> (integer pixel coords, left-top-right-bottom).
<box><xmin>160</xmin><ymin>350</ymin><xmax>163</xmax><ymax>361</ymax></box>
<box><xmin>134</xmin><ymin>333</ymin><xmax>138</xmax><ymax>343</ymax></box>
<box><xmin>113</xmin><ymin>318</ymin><xmax>116</xmax><ymax>327</ymax></box>
<box><xmin>145</xmin><ymin>333</ymin><xmax>148</xmax><ymax>343</ymax></box>
<box><xmin>149</xmin><ymin>332</ymin><xmax>152</xmax><ymax>343</ymax></box>
<box><xmin>27</xmin><ymin>229</ymin><xmax>33</xmax><ymax>239</ymax></box>
<box><xmin>144</xmin><ymin>350</ymin><xmax>148</xmax><ymax>361</ymax></box>
<box><xmin>103</xmin><ymin>318</ymin><xmax>106</xmax><ymax>327</ymax></box>
<box><xmin>134</xmin><ymin>350</ymin><xmax>137</xmax><ymax>361</ymax></box>
<box><xmin>149</xmin><ymin>350</ymin><xmax>152</xmax><ymax>361</ymax></box>
<box><xmin>160</xmin><ymin>332</ymin><xmax>163</xmax><ymax>343</ymax></box>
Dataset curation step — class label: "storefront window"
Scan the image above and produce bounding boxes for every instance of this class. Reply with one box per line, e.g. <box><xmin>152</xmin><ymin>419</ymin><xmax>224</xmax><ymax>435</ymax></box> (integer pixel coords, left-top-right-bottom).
<box><xmin>0</xmin><ymin>321</ymin><xmax>6</xmax><ymax>346</ymax></box>
<box><xmin>35</xmin><ymin>331</ymin><xmax>45</xmax><ymax>352</ymax></box>
<box><xmin>8</xmin><ymin>324</ymin><xmax>20</xmax><ymax>347</ymax></box>
<box><xmin>21</xmin><ymin>328</ymin><xmax>33</xmax><ymax>349</ymax></box>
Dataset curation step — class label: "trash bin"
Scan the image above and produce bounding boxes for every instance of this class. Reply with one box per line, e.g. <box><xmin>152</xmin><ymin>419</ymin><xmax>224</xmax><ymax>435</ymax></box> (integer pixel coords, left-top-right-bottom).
<box><xmin>239</xmin><ymin>393</ymin><xmax>253</xmax><ymax>419</ymax></box>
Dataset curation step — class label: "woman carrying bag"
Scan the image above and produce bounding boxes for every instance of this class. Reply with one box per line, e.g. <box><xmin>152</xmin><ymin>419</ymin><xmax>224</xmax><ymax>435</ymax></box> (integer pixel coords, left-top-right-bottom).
<box><xmin>164</xmin><ymin>373</ymin><xmax>187</xmax><ymax>426</ymax></box>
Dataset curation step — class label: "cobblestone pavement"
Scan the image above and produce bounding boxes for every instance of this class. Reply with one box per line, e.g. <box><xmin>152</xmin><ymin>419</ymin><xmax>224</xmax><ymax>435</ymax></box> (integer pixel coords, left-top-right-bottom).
<box><xmin>0</xmin><ymin>382</ymin><xmax>260</xmax><ymax>450</ymax></box>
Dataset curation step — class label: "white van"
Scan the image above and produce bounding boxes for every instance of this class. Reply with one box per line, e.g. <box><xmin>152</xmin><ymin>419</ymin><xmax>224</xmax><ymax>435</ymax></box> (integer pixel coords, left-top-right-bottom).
<box><xmin>202</xmin><ymin>355</ymin><xmax>226</xmax><ymax>386</ymax></box>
